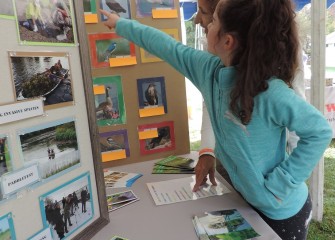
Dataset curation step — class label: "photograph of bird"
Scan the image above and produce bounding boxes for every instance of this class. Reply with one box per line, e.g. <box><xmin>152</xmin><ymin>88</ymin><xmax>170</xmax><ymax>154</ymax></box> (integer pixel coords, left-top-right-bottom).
<box><xmin>104</xmin><ymin>42</ymin><xmax>117</xmax><ymax>62</ymax></box>
<box><xmin>96</xmin><ymin>86</ymin><xmax>113</xmax><ymax>119</ymax></box>
<box><xmin>145</xmin><ymin>83</ymin><xmax>159</xmax><ymax>106</ymax></box>
<box><xmin>105</xmin><ymin>0</ymin><xmax>127</xmax><ymax>15</ymax></box>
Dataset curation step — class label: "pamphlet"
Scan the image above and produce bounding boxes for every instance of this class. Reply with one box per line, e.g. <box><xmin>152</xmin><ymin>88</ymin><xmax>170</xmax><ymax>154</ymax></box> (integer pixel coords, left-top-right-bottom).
<box><xmin>192</xmin><ymin>209</ymin><xmax>260</xmax><ymax>240</ymax></box>
<box><xmin>103</xmin><ymin>168</ymin><xmax>143</xmax><ymax>188</ymax></box>
<box><xmin>152</xmin><ymin>155</ymin><xmax>195</xmax><ymax>174</ymax></box>
<box><xmin>147</xmin><ymin>176</ymin><xmax>230</xmax><ymax>205</ymax></box>
<box><xmin>107</xmin><ymin>190</ymin><xmax>139</xmax><ymax>212</ymax></box>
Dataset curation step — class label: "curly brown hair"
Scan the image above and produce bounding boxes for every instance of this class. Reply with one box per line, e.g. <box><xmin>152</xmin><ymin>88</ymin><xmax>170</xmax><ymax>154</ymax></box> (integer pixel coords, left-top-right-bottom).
<box><xmin>216</xmin><ymin>0</ymin><xmax>299</xmax><ymax>125</ymax></box>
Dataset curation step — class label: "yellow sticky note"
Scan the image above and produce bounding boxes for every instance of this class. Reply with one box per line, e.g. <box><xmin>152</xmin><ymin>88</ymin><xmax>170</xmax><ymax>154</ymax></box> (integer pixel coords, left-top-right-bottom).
<box><xmin>85</xmin><ymin>14</ymin><xmax>98</xmax><ymax>23</ymax></box>
<box><xmin>152</xmin><ymin>9</ymin><xmax>178</xmax><ymax>18</ymax></box>
<box><xmin>93</xmin><ymin>85</ymin><xmax>106</xmax><ymax>95</ymax></box>
<box><xmin>109</xmin><ymin>56</ymin><xmax>137</xmax><ymax>67</ymax></box>
<box><xmin>138</xmin><ymin>128</ymin><xmax>158</xmax><ymax>139</ymax></box>
<box><xmin>101</xmin><ymin>150</ymin><xmax>127</xmax><ymax>162</ymax></box>
<box><xmin>139</xmin><ymin>106</ymin><xmax>165</xmax><ymax>117</ymax></box>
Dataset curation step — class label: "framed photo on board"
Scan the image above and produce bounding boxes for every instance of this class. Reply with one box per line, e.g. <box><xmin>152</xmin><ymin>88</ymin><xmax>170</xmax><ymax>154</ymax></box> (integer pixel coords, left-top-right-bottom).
<box><xmin>14</xmin><ymin>0</ymin><xmax>76</xmax><ymax>46</ymax></box>
<box><xmin>93</xmin><ymin>75</ymin><xmax>126</xmax><ymax>126</ymax></box>
<box><xmin>100</xmin><ymin>0</ymin><xmax>131</xmax><ymax>20</ymax></box>
<box><xmin>88</xmin><ymin>32</ymin><xmax>136</xmax><ymax>68</ymax></box>
<box><xmin>39</xmin><ymin>172</ymin><xmax>93</xmax><ymax>239</ymax></box>
<box><xmin>138</xmin><ymin>121</ymin><xmax>175</xmax><ymax>155</ymax></box>
<box><xmin>135</xmin><ymin>0</ymin><xmax>175</xmax><ymax>18</ymax></box>
<box><xmin>0</xmin><ymin>134</ymin><xmax>13</xmax><ymax>179</ymax></box>
<box><xmin>140</xmin><ymin>28</ymin><xmax>179</xmax><ymax>63</ymax></box>
<box><xmin>0</xmin><ymin>0</ymin><xmax>14</xmax><ymax>19</ymax></box>
<box><xmin>137</xmin><ymin>76</ymin><xmax>167</xmax><ymax>117</ymax></box>
<box><xmin>0</xmin><ymin>213</ymin><xmax>16</xmax><ymax>239</ymax></box>
<box><xmin>84</xmin><ymin>0</ymin><xmax>97</xmax><ymax>13</ymax></box>
<box><xmin>9</xmin><ymin>51</ymin><xmax>74</xmax><ymax>110</ymax></box>
<box><xmin>100</xmin><ymin>129</ymin><xmax>130</xmax><ymax>162</ymax></box>
<box><xmin>17</xmin><ymin>118</ymin><xmax>80</xmax><ymax>181</ymax></box>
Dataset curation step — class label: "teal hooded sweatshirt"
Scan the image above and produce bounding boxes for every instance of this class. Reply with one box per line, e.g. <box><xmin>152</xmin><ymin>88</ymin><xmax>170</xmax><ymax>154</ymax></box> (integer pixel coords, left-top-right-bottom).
<box><xmin>116</xmin><ymin>18</ymin><xmax>333</xmax><ymax>220</ymax></box>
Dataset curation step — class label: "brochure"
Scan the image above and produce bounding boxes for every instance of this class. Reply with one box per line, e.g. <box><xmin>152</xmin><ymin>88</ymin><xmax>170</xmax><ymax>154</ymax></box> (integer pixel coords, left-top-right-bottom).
<box><xmin>152</xmin><ymin>155</ymin><xmax>195</xmax><ymax>174</ymax></box>
<box><xmin>192</xmin><ymin>209</ymin><xmax>260</xmax><ymax>240</ymax></box>
<box><xmin>103</xmin><ymin>168</ymin><xmax>143</xmax><ymax>188</ymax></box>
<box><xmin>147</xmin><ymin>176</ymin><xmax>230</xmax><ymax>205</ymax></box>
<box><xmin>107</xmin><ymin>190</ymin><xmax>139</xmax><ymax>212</ymax></box>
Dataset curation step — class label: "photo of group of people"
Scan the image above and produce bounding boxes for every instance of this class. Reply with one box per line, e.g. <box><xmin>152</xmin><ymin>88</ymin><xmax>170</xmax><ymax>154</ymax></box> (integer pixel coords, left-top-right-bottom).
<box><xmin>40</xmin><ymin>173</ymin><xmax>93</xmax><ymax>239</ymax></box>
<box><xmin>14</xmin><ymin>0</ymin><xmax>75</xmax><ymax>45</ymax></box>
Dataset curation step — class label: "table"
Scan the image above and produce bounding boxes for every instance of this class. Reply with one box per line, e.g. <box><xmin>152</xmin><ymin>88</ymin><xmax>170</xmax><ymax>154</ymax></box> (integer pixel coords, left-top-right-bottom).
<box><xmin>305</xmin><ymin>85</ymin><xmax>335</xmax><ymax>138</ymax></box>
<box><xmin>91</xmin><ymin>152</ymin><xmax>280</xmax><ymax>240</ymax></box>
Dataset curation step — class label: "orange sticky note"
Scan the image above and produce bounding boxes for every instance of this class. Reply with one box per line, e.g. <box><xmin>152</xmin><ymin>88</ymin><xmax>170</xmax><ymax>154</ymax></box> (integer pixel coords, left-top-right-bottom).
<box><xmin>101</xmin><ymin>150</ymin><xmax>127</xmax><ymax>162</ymax></box>
<box><xmin>139</xmin><ymin>106</ymin><xmax>165</xmax><ymax>117</ymax></box>
<box><xmin>93</xmin><ymin>85</ymin><xmax>106</xmax><ymax>95</ymax></box>
<box><xmin>85</xmin><ymin>14</ymin><xmax>98</xmax><ymax>23</ymax></box>
<box><xmin>152</xmin><ymin>9</ymin><xmax>178</xmax><ymax>18</ymax></box>
<box><xmin>138</xmin><ymin>128</ymin><xmax>158</xmax><ymax>139</ymax></box>
<box><xmin>109</xmin><ymin>56</ymin><xmax>137</xmax><ymax>67</ymax></box>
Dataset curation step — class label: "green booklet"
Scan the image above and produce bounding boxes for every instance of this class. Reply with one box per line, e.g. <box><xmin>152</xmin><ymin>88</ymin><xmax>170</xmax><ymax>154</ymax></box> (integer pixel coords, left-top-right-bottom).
<box><xmin>152</xmin><ymin>165</ymin><xmax>195</xmax><ymax>174</ymax></box>
<box><xmin>193</xmin><ymin>209</ymin><xmax>260</xmax><ymax>240</ymax></box>
<box><xmin>155</xmin><ymin>155</ymin><xmax>195</xmax><ymax>169</ymax></box>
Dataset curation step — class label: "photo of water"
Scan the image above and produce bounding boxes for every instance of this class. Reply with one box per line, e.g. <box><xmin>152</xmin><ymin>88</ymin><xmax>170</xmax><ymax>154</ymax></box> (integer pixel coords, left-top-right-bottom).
<box><xmin>19</xmin><ymin>120</ymin><xmax>80</xmax><ymax>179</ymax></box>
<box><xmin>10</xmin><ymin>54</ymin><xmax>73</xmax><ymax>107</ymax></box>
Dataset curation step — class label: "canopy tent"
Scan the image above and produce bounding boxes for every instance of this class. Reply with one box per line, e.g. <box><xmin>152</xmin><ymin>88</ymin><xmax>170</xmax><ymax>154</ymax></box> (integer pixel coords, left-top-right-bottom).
<box><xmin>180</xmin><ymin>0</ymin><xmax>335</xmax><ymax>21</ymax></box>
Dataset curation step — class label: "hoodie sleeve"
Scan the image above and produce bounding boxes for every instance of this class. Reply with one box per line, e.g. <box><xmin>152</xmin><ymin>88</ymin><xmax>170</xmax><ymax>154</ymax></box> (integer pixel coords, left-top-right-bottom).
<box><xmin>262</xmin><ymin>80</ymin><xmax>333</xmax><ymax>200</ymax></box>
<box><xmin>115</xmin><ymin>18</ymin><xmax>220</xmax><ymax>91</ymax></box>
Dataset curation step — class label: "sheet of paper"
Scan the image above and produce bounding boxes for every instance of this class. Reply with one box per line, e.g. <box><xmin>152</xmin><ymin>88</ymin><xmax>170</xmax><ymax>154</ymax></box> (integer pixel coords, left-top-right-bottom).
<box><xmin>147</xmin><ymin>176</ymin><xmax>231</xmax><ymax>206</ymax></box>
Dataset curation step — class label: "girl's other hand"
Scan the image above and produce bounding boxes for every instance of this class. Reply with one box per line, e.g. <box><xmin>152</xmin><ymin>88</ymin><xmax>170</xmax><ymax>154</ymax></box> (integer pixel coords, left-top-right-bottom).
<box><xmin>192</xmin><ymin>155</ymin><xmax>217</xmax><ymax>192</ymax></box>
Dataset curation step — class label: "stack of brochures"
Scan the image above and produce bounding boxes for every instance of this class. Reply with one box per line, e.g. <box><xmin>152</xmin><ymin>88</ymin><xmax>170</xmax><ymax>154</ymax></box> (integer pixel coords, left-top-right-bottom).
<box><xmin>152</xmin><ymin>155</ymin><xmax>195</xmax><ymax>174</ymax></box>
<box><xmin>192</xmin><ymin>209</ymin><xmax>260</xmax><ymax>240</ymax></box>
<box><xmin>107</xmin><ymin>190</ymin><xmax>139</xmax><ymax>212</ymax></box>
<box><xmin>103</xmin><ymin>168</ymin><xmax>143</xmax><ymax>188</ymax></box>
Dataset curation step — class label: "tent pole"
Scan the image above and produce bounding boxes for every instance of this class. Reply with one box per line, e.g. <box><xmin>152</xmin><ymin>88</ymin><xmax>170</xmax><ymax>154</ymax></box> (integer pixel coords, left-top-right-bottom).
<box><xmin>310</xmin><ymin>0</ymin><xmax>326</xmax><ymax>222</ymax></box>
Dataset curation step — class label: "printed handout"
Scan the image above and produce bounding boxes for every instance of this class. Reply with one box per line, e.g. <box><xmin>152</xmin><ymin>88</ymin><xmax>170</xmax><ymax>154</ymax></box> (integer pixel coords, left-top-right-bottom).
<box><xmin>147</xmin><ymin>176</ymin><xmax>230</xmax><ymax>206</ymax></box>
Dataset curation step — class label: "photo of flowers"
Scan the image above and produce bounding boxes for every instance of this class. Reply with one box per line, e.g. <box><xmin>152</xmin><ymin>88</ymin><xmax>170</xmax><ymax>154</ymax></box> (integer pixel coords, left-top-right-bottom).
<box><xmin>93</xmin><ymin>75</ymin><xmax>126</xmax><ymax>126</ymax></box>
<box><xmin>100</xmin><ymin>129</ymin><xmax>130</xmax><ymax>162</ymax></box>
<box><xmin>137</xmin><ymin>76</ymin><xmax>167</xmax><ymax>117</ymax></box>
<box><xmin>14</xmin><ymin>0</ymin><xmax>76</xmax><ymax>46</ymax></box>
<box><xmin>0</xmin><ymin>213</ymin><xmax>16</xmax><ymax>240</ymax></box>
<box><xmin>0</xmin><ymin>134</ymin><xmax>13</xmax><ymax>179</ymax></box>
<box><xmin>39</xmin><ymin>172</ymin><xmax>93</xmax><ymax>239</ymax></box>
<box><xmin>100</xmin><ymin>0</ymin><xmax>131</xmax><ymax>20</ymax></box>
<box><xmin>138</xmin><ymin>121</ymin><xmax>175</xmax><ymax>155</ymax></box>
<box><xmin>17</xmin><ymin>118</ymin><xmax>80</xmax><ymax>180</ymax></box>
<box><xmin>136</xmin><ymin>0</ymin><xmax>174</xmax><ymax>18</ymax></box>
<box><xmin>88</xmin><ymin>32</ymin><xmax>136</xmax><ymax>68</ymax></box>
<box><xmin>9</xmin><ymin>51</ymin><xmax>73</xmax><ymax>110</ymax></box>
<box><xmin>0</xmin><ymin>0</ymin><xmax>14</xmax><ymax>19</ymax></box>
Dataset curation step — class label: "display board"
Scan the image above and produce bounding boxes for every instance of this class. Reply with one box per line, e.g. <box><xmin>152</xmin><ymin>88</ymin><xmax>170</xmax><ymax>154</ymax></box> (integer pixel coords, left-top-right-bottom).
<box><xmin>84</xmin><ymin>0</ymin><xmax>190</xmax><ymax>169</ymax></box>
<box><xmin>0</xmin><ymin>1</ymin><xmax>108</xmax><ymax>239</ymax></box>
